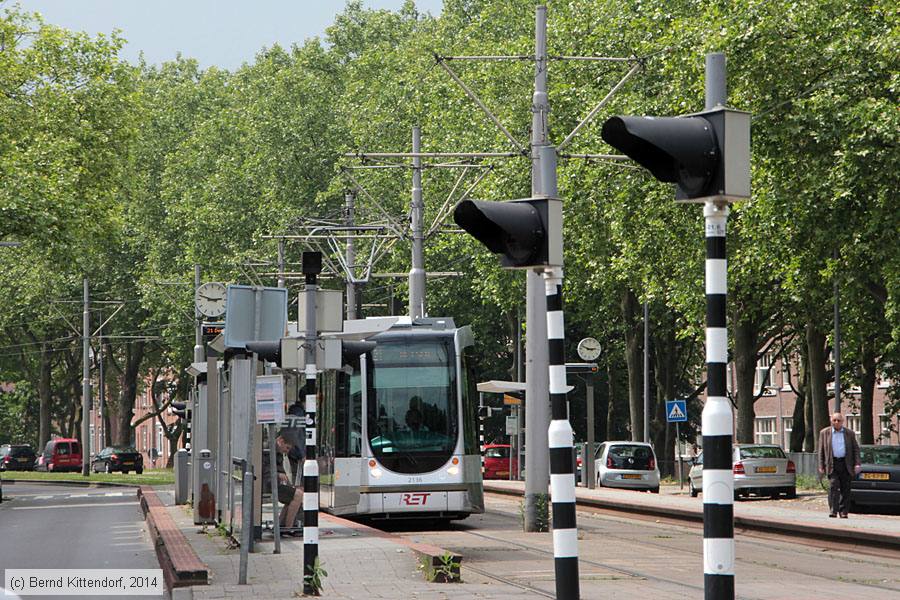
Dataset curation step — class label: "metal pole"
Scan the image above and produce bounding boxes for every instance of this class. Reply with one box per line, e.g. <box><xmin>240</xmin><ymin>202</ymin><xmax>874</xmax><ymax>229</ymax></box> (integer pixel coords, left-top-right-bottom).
<box><xmin>479</xmin><ymin>392</ymin><xmax>485</xmax><ymax>475</ymax></box>
<box><xmin>409</xmin><ymin>126</ymin><xmax>426</xmax><ymax>319</ymax></box>
<box><xmin>81</xmin><ymin>278</ymin><xmax>91</xmax><ymax>477</ymax></box>
<box><xmin>98</xmin><ymin>321</ymin><xmax>105</xmax><ymax>447</ymax></box>
<box><xmin>643</xmin><ymin>300</ymin><xmax>650</xmax><ymax>443</ymax></box>
<box><xmin>586</xmin><ymin>374</ymin><xmax>595</xmax><ymax>489</ymax></box>
<box><xmin>701</xmin><ymin>47</ymin><xmax>734</xmax><ymax>600</ymax></box>
<box><xmin>544</xmin><ymin>267</ymin><xmax>580</xmax><ymax>600</ymax></box>
<box><xmin>238</xmin><ymin>466</ymin><xmax>253</xmax><ymax>584</ymax></box>
<box><xmin>677</xmin><ymin>422</ymin><xmax>682</xmax><ymax>490</ymax></box>
<box><xmin>833</xmin><ymin>249</ymin><xmax>841</xmax><ymax>413</ymax></box>
<box><xmin>302</xmin><ymin>256</ymin><xmax>320</xmax><ymax>595</ymax></box>
<box><xmin>194</xmin><ymin>265</ymin><xmax>203</xmax><ymax>363</ymax></box>
<box><xmin>277</xmin><ymin>239</ymin><xmax>286</xmax><ymax>289</ymax></box>
<box><xmin>345</xmin><ymin>190</ymin><xmax>357</xmax><ymax>320</ymax></box>
<box><xmin>268</xmin><ymin>423</ymin><xmax>281</xmax><ymax>553</ymax></box>
<box><xmin>524</xmin><ymin>3</ymin><xmax>551</xmax><ymax>535</ymax></box>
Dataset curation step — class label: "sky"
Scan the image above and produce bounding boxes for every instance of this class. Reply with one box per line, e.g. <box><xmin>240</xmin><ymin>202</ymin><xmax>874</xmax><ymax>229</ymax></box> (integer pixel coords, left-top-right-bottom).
<box><xmin>12</xmin><ymin>0</ymin><xmax>444</xmax><ymax>70</ymax></box>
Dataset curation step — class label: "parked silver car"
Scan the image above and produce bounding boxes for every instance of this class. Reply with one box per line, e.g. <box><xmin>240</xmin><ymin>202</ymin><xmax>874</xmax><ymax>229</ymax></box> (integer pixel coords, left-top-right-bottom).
<box><xmin>593</xmin><ymin>441</ymin><xmax>660</xmax><ymax>493</ymax></box>
<box><xmin>688</xmin><ymin>444</ymin><xmax>796</xmax><ymax>500</ymax></box>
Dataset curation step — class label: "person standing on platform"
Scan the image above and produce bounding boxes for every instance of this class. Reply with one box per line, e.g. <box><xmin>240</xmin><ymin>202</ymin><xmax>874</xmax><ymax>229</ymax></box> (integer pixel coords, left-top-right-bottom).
<box><xmin>816</xmin><ymin>412</ymin><xmax>862</xmax><ymax>518</ymax></box>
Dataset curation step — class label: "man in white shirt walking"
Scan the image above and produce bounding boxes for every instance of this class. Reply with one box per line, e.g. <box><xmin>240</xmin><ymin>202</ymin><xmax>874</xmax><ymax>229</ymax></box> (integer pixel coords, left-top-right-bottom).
<box><xmin>816</xmin><ymin>413</ymin><xmax>862</xmax><ymax>518</ymax></box>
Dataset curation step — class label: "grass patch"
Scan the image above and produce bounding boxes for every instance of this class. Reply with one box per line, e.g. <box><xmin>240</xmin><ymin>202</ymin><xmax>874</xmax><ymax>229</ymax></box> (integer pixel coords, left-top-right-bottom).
<box><xmin>796</xmin><ymin>474</ymin><xmax>824</xmax><ymax>491</ymax></box>
<box><xmin>3</xmin><ymin>468</ymin><xmax>174</xmax><ymax>486</ymax></box>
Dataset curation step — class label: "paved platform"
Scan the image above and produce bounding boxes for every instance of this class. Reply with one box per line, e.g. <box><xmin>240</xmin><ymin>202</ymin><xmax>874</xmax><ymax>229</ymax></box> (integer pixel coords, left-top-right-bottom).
<box><xmin>158</xmin><ymin>491</ymin><xmax>540</xmax><ymax>599</ymax></box>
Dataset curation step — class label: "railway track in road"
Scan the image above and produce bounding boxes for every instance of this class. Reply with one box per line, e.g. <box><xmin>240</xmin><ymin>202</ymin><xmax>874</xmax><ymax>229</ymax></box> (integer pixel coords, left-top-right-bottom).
<box><xmin>381</xmin><ymin>494</ymin><xmax>900</xmax><ymax>599</ymax></box>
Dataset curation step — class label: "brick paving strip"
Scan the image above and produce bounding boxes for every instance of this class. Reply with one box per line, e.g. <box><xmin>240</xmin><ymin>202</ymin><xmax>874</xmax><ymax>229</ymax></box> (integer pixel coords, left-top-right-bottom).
<box><xmin>137</xmin><ymin>486</ymin><xmax>209</xmax><ymax>589</ymax></box>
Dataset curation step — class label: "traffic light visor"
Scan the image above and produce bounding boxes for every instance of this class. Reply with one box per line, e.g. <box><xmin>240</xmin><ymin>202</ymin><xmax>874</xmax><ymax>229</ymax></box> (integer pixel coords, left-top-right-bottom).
<box><xmin>601</xmin><ymin>116</ymin><xmax>718</xmax><ymax>197</ymax></box>
<box><xmin>453</xmin><ymin>200</ymin><xmax>544</xmax><ymax>267</ymax></box>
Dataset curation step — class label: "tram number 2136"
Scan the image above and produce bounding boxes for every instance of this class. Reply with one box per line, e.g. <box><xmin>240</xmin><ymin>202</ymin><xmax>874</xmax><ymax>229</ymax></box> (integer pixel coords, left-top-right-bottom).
<box><xmin>401</xmin><ymin>492</ymin><xmax>431</xmax><ymax>506</ymax></box>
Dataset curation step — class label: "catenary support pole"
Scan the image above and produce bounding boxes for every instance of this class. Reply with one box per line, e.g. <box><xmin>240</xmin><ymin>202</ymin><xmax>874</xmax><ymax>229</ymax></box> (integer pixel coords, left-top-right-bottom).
<box><xmin>345</xmin><ymin>190</ymin><xmax>357</xmax><ymax>320</ymax></box>
<box><xmin>524</xmin><ymin>2</ymin><xmax>551</xmax><ymax>535</ymax></box>
<box><xmin>409</xmin><ymin>126</ymin><xmax>426</xmax><ymax>319</ymax></box>
<box><xmin>277</xmin><ymin>239</ymin><xmax>286</xmax><ymax>290</ymax></box>
<box><xmin>82</xmin><ymin>278</ymin><xmax>91</xmax><ymax>477</ymax></box>
<box><xmin>701</xmin><ymin>47</ymin><xmax>734</xmax><ymax>600</ymax></box>
<box><xmin>302</xmin><ymin>261</ymin><xmax>320</xmax><ymax>594</ymax></box>
<box><xmin>833</xmin><ymin>248</ymin><xmax>841</xmax><ymax>413</ymax></box>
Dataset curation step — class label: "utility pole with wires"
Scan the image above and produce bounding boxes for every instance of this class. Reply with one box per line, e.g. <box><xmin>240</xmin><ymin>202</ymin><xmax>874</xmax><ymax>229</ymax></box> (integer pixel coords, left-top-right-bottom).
<box><xmin>82</xmin><ymin>278</ymin><xmax>91</xmax><ymax>477</ymax></box>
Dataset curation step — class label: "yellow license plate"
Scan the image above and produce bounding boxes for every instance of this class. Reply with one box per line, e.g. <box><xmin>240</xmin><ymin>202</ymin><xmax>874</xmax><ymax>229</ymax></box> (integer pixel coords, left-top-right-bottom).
<box><xmin>755</xmin><ymin>466</ymin><xmax>776</xmax><ymax>473</ymax></box>
<box><xmin>861</xmin><ymin>473</ymin><xmax>889</xmax><ymax>481</ymax></box>
<box><xmin>622</xmin><ymin>474</ymin><xmax>642</xmax><ymax>480</ymax></box>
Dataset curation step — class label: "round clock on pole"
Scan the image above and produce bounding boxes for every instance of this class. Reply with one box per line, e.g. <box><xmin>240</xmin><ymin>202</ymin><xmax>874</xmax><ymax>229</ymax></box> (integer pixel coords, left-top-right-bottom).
<box><xmin>576</xmin><ymin>337</ymin><xmax>601</xmax><ymax>361</ymax></box>
<box><xmin>195</xmin><ymin>282</ymin><xmax>227</xmax><ymax>318</ymax></box>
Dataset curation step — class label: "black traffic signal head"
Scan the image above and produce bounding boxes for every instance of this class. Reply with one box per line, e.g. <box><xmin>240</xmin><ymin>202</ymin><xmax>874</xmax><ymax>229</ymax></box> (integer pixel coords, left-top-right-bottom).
<box><xmin>453</xmin><ymin>197</ymin><xmax>562</xmax><ymax>269</ymax></box>
<box><xmin>601</xmin><ymin>108</ymin><xmax>750</xmax><ymax>202</ymax></box>
<box><xmin>170</xmin><ymin>402</ymin><xmax>187</xmax><ymax>419</ymax></box>
<box><xmin>245</xmin><ymin>340</ymin><xmax>282</xmax><ymax>364</ymax></box>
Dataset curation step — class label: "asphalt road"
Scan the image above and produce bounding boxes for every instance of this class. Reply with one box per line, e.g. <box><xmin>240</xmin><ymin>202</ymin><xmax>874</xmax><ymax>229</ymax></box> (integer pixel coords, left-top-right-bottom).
<box><xmin>0</xmin><ymin>482</ymin><xmax>164</xmax><ymax>599</ymax></box>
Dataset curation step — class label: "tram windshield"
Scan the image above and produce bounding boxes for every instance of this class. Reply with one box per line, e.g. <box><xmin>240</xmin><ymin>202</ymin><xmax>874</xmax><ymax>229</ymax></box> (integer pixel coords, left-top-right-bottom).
<box><xmin>367</xmin><ymin>337</ymin><xmax>458</xmax><ymax>473</ymax></box>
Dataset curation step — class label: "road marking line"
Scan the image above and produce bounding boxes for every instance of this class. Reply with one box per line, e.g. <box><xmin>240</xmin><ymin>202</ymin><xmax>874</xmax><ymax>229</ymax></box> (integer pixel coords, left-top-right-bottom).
<box><xmin>11</xmin><ymin>501</ymin><xmax>137</xmax><ymax>510</ymax></box>
<box><xmin>33</xmin><ymin>495</ymin><xmax>55</xmax><ymax>500</ymax></box>
<box><xmin>104</xmin><ymin>492</ymin><xmax>125</xmax><ymax>497</ymax></box>
<box><xmin>69</xmin><ymin>493</ymin><xmax>89</xmax><ymax>498</ymax></box>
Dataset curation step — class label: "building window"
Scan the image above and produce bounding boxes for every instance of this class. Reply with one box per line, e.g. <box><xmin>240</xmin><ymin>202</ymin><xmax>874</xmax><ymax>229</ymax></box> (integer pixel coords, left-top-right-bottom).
<box><xmin>755</xmin><ymin>417</ymin><xmax>777</xmax><ymax>445</ymax></box>
<box><xmin>845</xmin><ymin>415</ymin><xmax>861</xmax><ymax>437</ymax></box>
<box><xmin>754</xmin><ymin>354</ymin><xmax>776</xmax><ymax>395</ymax></box>
<box><xmin>782</xmin><ymin>417</ymin><xmax>793</xmax><ymax>447</ymax></box>
<box><xmin>780</xmin><ymin>358</ymin><xmax>792</xmax><ymax>391</ymax></box>
<box><xmin>879</xmin><ymin>415</ymin><xmax>895</xmax><ymax>445</ymax></box>
<box><xmin>89</xmin><ymin>424</ymin><xmax>95</xmax><ymax>455</ymax></box>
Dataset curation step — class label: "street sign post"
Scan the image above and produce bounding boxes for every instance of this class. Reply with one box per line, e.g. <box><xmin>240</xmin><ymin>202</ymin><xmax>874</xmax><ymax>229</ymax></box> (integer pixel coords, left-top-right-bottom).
<box><xmin>666</xmin><ymin>399</ymin><xmax>688</xmax><ymax>491</ymax></box>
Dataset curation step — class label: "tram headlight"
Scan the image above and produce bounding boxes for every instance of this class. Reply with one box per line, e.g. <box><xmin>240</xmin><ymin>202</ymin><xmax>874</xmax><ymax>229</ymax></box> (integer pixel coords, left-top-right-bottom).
<box><xmin>447</xmin><ymin>456</ymin><xmax>460</xmax><ymax>476</ymax></box>
<box><xmin>368</xmin><ymin>459</ymin><xmax>383</xmax><ymax>478</ymax></box>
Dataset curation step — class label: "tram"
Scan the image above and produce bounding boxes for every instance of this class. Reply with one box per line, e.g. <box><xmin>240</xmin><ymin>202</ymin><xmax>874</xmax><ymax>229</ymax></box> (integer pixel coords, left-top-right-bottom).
<box><xmin>317</xmin><ymin>316</ymin><xmax>484</xmax><ymax>520</ymax></box>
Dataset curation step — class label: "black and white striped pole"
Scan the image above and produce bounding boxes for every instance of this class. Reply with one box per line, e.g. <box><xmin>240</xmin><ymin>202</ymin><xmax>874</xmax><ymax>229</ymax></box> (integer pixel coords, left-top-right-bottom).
<box><xmin>701</xmin><ymin>199</ymin><xmax>733</xmax><ymax>597</ymax></box>
<box><xmin>699</xmin><ymin>52</ymin><xmax>735</xmax><ymax>599</ymax></box>
<box><xmin>601</xmin><ymin>53</ymin><xmax>749</xmax><ymax>600</ymax></box>
<box><xmin>545</xmin><ymin>266</ymin><xmax>580</xmax><ymax>599</ymax></box>
<box><xmin>301</xmin><ymin>251</ymin><xmax>321</xmax><ymax>594</ymax></box>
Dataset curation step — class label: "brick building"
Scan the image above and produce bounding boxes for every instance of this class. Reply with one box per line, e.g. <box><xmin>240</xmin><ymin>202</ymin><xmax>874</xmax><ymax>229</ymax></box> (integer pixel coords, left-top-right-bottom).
<box><xmin>87</xmin><ymin>378</ymin><xmax>182</xmax><ymax>468</ymax></box>
<box><xmin>731</xmin><ymin>354</ymin><xmax>898</xmax><ymax>447</ymax></box>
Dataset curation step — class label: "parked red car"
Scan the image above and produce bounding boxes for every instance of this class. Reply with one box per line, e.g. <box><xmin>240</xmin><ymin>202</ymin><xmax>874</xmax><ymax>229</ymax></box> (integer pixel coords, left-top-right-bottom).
<box><xmin>35</xmin><ymin>438</ymin><xmax>82</xmax><ymax>473</ymax></box>
<box><xmin>483</xmin><ymin>443</ymin><xmax>518</xmax><ymax>480</ymax></box>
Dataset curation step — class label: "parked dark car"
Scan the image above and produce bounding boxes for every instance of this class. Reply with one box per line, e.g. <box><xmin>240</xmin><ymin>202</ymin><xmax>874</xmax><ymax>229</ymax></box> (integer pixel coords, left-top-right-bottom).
<box><xmin>0</xmin><ymin>444</ymin><xmax>36</xmax><ymax>471</ymax></box>
<box><xmin>35</xmin><ymin>438</ymin><xmax>82</xmax><ymax>472</ymax></box>
<box><xmin>851</xmin><ymin>445</ymin><xmax>900</xmax><ymax>511</ymax></box>
<box><xmin>91</xmin><ymin>446</ymin><xmax>144</xmax><ymax>474</ymax></box>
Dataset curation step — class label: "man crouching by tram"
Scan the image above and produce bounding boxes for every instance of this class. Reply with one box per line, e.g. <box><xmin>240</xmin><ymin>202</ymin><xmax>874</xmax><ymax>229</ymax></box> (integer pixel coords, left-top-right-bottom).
<box><xmin>264</xmin><ymin>428</ymin><xmax>304</xmax><ymax>532</ymax></box>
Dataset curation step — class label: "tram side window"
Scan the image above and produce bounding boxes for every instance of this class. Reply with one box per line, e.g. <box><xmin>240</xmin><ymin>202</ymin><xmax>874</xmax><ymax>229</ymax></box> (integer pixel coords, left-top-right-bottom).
<box><xmin>461</xmin><ymin>346</ymin><xmax>478</xmax><ymax>455</ymax></box>
<box><xmin>335</xmin><ymin>358</ymin><xmax>362</xmax><ymax>457</ymax></box>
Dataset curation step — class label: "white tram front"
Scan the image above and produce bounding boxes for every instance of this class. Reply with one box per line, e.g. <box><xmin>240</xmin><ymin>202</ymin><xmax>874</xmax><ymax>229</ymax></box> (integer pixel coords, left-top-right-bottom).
<box><xmin>318</xmin><ymin>317</ymin><xmax>484</xmax><ymax>520</ymax></box>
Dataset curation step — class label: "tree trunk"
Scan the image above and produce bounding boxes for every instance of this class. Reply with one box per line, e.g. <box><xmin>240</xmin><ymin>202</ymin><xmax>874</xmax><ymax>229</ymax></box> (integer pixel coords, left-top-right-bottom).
<box><xmin>790</xmin><ymin>394</ymin><xmax>806</xmax><ymax>452</ymax></box>
<box><xmin>733</xmin><ymin>319</ymin><xmax>759</xmax><ymax>443</ymax></box>
<box><xmin>806</xmin><ymin>323</ymin><xmax>829</xmax><ymax>438</ymax></box>
<box><xmin>116</xmin><ymin>341</ymin><xmax>146</xmax><ymax>446</ymax></box>
<box><xmin>858</xmin><ymin>337</ymin><xmax>877</xmax><ymax>444</ymax></box>
<box><xmin>606</xmin><ymin>359</ymin><xmax>616</xmax><ymax>441</ymax></box>
<box><xmin>622</xmin><ymin>289</ymin><xmax>643</xmax><ymax>441</ymax></box>
<box><xmin>38</xmin><ymin>342</ymin><xmax>52</xmax><ymax>449</ymax></box>
<box><xmin>653</xmin><ymin>316</ymin><xmax>676</xmax><ymax>476</ymax></box>
<box><xmin>799</xmin><ymin>345</ymin><xmax>815</xmax><ymax>451</ymax></box>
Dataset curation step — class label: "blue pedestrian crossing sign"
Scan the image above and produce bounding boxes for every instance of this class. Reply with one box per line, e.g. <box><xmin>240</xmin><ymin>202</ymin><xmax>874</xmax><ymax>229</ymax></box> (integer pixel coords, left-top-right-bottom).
<box><xmin>666</xmin><ymin>399</ymin><xmax>688</xmax><ymax>423</ymax></box>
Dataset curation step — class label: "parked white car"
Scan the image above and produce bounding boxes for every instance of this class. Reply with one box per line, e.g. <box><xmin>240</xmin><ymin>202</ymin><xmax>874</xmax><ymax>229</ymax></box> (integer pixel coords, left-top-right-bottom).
<box><xmin>594</xmin><ymin>441</ymin><xmax>660</xmax><ymax>493</ymax></box>
<box><xmin>688</xmin><ymin>444</ymin><xmax>796</xmax><ymax>499</ymax></box>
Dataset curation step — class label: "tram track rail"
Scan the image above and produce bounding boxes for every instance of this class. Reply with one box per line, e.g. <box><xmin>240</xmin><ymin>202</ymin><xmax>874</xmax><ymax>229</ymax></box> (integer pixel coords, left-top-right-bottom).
<box><xmin>472</xmin><ymin>492</ymin><xmax>900</xmax><ymax>596</ymax></box>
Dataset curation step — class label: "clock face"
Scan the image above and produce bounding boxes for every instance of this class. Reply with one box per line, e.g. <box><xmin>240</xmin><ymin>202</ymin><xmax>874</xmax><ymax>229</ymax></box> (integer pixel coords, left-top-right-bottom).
<box><xmin>196</xmin><ymin>282</ymin><xmax>227</xmax><ymax>318</ymax></box>
<box><xmin>577</xmin><ymin>337</ymin><xmax>601</xmax><ymax>361</ymax></box>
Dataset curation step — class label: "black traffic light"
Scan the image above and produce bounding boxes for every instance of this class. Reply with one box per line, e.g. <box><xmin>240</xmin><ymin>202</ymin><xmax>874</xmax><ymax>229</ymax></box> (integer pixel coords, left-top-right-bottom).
<box><xmin>601</xmin><ymin>107</ymin><xmax>750</xmax><ymax>202</ymax></box>
<box><xmin>245</xmin><ymin>340</ymin><xmax>281</xmax><ymax>364</ymax></box>
<box><xmin>453</xmin><ymin>197</ymin><xmax>562</xmax><ymax>269</ymax></box>
<box><xmin>170</xmin><ymin>402</ymin><xmax>188</xmax><ymax>420</ymax></box>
